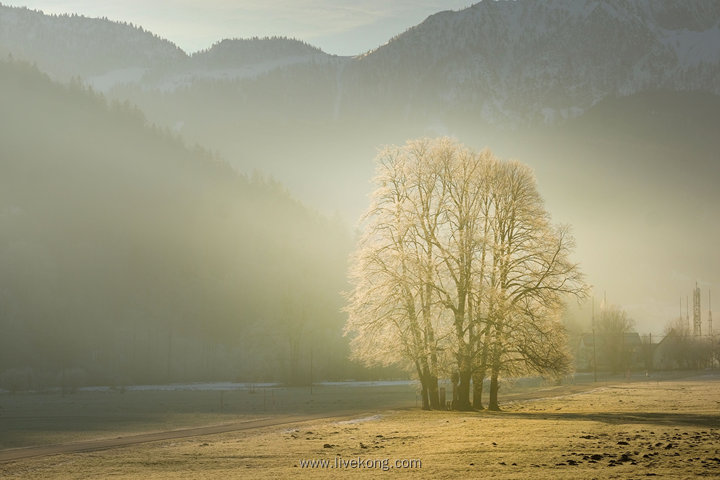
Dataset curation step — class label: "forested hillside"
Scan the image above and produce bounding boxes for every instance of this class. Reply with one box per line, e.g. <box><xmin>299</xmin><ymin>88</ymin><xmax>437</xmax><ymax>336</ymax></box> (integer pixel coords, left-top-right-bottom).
<box><xmin>0</xmin><ymin>60</ymin><xmax>357</xmax><ymax>388</ymax></box>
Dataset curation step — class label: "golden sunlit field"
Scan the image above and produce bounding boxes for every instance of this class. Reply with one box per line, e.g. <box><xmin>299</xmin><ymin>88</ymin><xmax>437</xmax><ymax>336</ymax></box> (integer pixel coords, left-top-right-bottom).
<box><xmin>2</xmin><ymin>375</ymin><xmax>719</xmax><ymax>479</ymax></box>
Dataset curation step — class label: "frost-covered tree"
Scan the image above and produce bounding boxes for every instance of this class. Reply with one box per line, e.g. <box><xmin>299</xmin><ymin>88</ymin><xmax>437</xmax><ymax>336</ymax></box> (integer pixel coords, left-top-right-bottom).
<box><xmin>597</xmin><ymin>305</ymin><xmax>636</xmax><ymax>374</ymax></box>
<box><xmin>483</xmin><ymin>161</ymin><xmax>586</xmax><ymax>410</ymax></box>
<box><xmin>345</xmin><ymin>137</ymin><xmax>586</xmax><ymax>411</ymax></box>
<box><xmin>344</xmin><ymin>142</ymin><xmax>449</xmax><ymax>409</ymax></box>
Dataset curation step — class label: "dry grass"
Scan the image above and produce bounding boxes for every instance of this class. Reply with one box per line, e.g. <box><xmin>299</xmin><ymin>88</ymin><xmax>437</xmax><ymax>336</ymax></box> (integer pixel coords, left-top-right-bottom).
<box><xmin>2</xmin><ymin>375</ymin><xmax>720</xmax><ymax>479</ymax></box>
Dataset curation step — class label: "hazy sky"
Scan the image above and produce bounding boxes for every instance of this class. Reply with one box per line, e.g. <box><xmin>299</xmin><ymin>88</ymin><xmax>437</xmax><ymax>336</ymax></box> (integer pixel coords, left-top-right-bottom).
<box><xmin>4</xmin><ymin>0</ymin><xmax>473</xmax><ymax>55</ymax></box>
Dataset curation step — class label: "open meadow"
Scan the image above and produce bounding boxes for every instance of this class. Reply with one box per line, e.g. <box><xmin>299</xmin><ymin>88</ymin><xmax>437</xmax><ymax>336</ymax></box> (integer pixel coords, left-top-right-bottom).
<box><xmin>2</xmin><ymin>374</ymin><xmax>719</xmax><ymax>478</ymax></box>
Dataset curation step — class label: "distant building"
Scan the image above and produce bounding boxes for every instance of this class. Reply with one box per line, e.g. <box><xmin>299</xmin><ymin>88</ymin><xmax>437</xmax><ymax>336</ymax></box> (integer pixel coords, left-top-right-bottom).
<box><xmin>651</xmin><ymin>329</ymin><xmax>681</xmax><ymax>371</ymax></box>
<box><xmin>577</xmin><ymin>333</ymin><xmax>597</xmax><ymax>371</ymax></box>
<box><xmin>577</xmin><ymin>332</ymin><xmax>644</xmax><ymax>372</ymax></box>
<box><xmin>649</xmin><ymin>328</ymin><xmax>715</xmax><ymax>370</ymax></box>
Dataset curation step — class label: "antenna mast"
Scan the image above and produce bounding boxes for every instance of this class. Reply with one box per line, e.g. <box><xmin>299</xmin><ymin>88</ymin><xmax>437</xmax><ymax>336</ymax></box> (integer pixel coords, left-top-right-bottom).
<box><xmin>693</xmin><ymin>282</ymin><xmax>702</xmax><ymax>337</ymax></box>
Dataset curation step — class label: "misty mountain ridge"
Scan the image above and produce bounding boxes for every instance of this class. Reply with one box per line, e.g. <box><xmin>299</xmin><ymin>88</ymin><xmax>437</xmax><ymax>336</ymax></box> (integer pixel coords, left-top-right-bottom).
<box><xmin>2</xmin><ymin>0</ymin><xmax>719</xmax><ymax>124</ymax></box>
<box><xmin>350</xmin><ymin>0</ymin><xmax>720</xmax><ymax>124</ymax></box>
<box><xmin>193</xmin><ymin>37</ymin><xmax>326</xmax><ymax>65</ymax></box>
<box><xmin>131</xmin><ymin>36</ymin><xmax>344</xmax><ymax>93</ymax></box>
<box><xmin>0</xmin><ymin>3</ymin><xmax>185</xmax><ymax>79</ymax></box>
<box><xmin>0</xmin><ymin>4</ymin><xmax>341</xmax><ymax>92</ymax></box>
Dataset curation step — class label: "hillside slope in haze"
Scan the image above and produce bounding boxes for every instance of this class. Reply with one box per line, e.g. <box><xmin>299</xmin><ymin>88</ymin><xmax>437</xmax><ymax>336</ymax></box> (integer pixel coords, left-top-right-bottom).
<box><xmin>345</xmin><ymin>0</ymin><xmax>720</xmax><ymax>124</ymax></box>
<box><xmin>0</xmin><ymin>60</ymin><xmax>358</xmax><ymax>388</ymax></box>
<box><xmin>139</xmin><ymin>37</ymin><xmax>343</xmax><ymax>93</ymax></box>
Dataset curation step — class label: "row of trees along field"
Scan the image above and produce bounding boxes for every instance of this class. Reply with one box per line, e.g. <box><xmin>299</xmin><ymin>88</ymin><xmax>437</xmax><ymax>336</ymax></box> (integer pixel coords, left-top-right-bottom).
<box><xmin>345</xmin><ymin>138</ymin><xmax>588</xmax><ymax>411</ymax></box>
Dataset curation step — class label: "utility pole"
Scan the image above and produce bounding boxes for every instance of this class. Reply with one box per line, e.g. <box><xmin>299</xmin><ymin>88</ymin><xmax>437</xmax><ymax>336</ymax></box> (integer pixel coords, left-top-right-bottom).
<box><xmin>680</xmin><ymin>296</ymin><xmax>683</xmax><ymax>325</ymax></box>
<box><xmin>710</xmin><ymin>290</ymin><xmax>714</xmax><ymax>370</ymax></box>
<box><xmin>708</xmin><ymin>289</ymin><xmax>713</xmax><ymax>337</ymax></box>
<box><xmin>648</xmin><ymin>332</ymin><xmax>652</xmax><ymax>375</ymax></box>
<box><xmin>592</xmin><ymin>297</ymin><xmax>597</xmax><ymax>383</ymax></box>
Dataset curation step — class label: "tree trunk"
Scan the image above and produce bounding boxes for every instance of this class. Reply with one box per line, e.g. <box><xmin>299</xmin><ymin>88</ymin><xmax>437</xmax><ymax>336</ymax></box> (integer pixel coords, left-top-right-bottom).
<box><xmin>454</xmin><ymin>369</ymin><xmax>473</xmax><ymax>411</ymax></box>
<box><xmin>420</xmin><ymin>364</ymin><xmax>440</xmax><ymax>410</ymax></box>
<box><xmin>427</xmin><ymin>372</ymin><xmax>441</xmax><ymax>410</ymax></box>
<box><xmin>488</xmin><ymin>367</ymin><xmax>501</xmax><ymax>411</ymax></box>
<box><xmin>450</xmin><ymin>371</ymin><xmax>459</xmax><ymax>410</ymax></box>
<box><xmin>472</xmin><ymin>372</ymin><xmax>485</xmax><ymax>410</ymax></box>
<box><xmin>488</xmin><ymin>309</ymin><xmax>504</xmax><ymax>411</ymax></box>
<box><xmin>420</xmin><ymin>383</ymin><xmax>430</xmax><ymax>410</ymax></box>
<box><xmin>416</xmin><ymin>363</ymin><xmax>430</xmax><ymax>410</ymax></box>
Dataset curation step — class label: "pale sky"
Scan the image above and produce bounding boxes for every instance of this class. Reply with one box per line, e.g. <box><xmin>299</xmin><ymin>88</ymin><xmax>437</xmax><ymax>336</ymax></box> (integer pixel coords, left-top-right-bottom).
<box><xmin>3</xmin><ymin>0</ymin><xmax>474</xmax><ymax>55</ymax></box>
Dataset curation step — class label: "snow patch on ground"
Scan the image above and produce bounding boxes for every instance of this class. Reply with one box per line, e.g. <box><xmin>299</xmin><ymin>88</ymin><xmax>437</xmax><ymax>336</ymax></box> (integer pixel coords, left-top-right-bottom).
<box><xmin>318</xmin><ymin>380</ymin><xmax>414</xmax><ymax>388</ymax></box>
<box><xmin>79</xmin><ymin>382</ymin><xmax>279</xmax><ymax>392</ymax></box>
<box><xmin>336</xmin><ymin>414</ymin><xmax>382</xmax><ymax>425</ymax></box>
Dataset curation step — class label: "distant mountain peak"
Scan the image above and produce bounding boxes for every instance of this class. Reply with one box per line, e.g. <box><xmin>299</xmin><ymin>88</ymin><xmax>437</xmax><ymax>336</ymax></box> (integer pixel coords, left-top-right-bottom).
<box><xmin>0</xmin><ymin>3</ymin><xmax>186</xmax><ymax>79</ymax></box>
<box><xmin>353</xmin><ymin>0</ymin><xmax>720</xmax><ymax>124</ymax></box>
<box><xmin>191</xmin><ymin>36</ymin><xmax>328</xmax><ymax>68</ymax></box>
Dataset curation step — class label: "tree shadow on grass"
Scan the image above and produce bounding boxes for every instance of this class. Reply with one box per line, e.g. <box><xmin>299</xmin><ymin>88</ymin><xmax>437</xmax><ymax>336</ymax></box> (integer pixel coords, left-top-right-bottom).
<box><xmin>485</xmin><ymin>410</ymin><xmax>720</xmax><ymax>428</ymax></box>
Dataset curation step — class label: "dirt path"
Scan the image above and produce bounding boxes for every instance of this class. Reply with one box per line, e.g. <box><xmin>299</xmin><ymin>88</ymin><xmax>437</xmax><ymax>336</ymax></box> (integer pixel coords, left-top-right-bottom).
<box><xmin>0</xmin><ymin>381</ymin><xmax>638</xmax><ymax>463</ymax></box>
<box><xmin>0</xmin><ymin>413</ymin><xmax>357</xmax><ymax>462</ymax></box>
